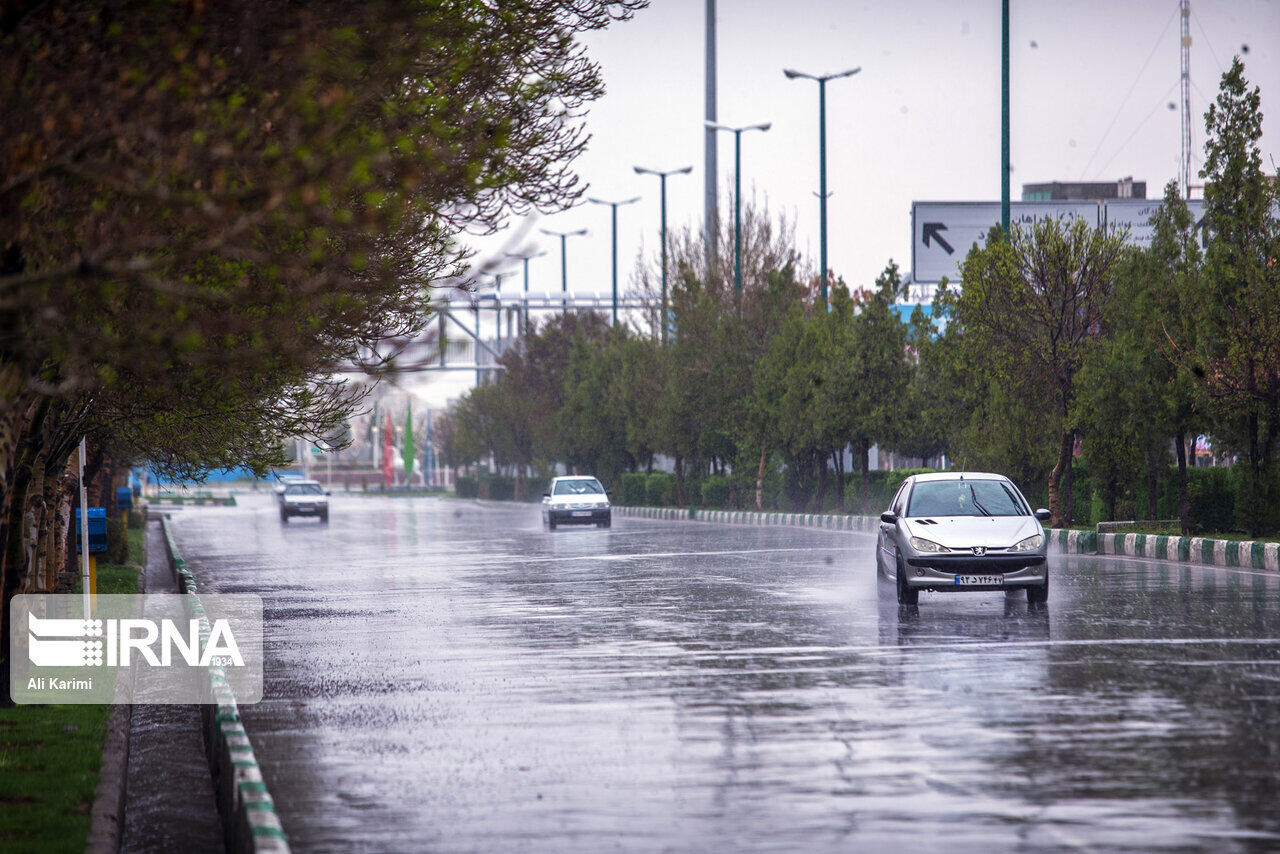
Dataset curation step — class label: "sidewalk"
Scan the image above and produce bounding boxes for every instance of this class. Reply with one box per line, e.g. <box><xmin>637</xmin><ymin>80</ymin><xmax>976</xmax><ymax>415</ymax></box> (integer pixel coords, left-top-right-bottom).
<box><xmin>120</xmin><ymin>522</ymin><xmax>224</xmax><ymax>853</ymax></box>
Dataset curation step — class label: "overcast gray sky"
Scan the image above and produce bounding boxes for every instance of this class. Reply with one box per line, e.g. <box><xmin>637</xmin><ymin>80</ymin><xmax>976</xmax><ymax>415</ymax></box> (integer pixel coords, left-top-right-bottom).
<box><xmin>408</xmin><ymin>0</ymin><xmax>1278</xmax><ymax>408</ymax></box>
<box><xmin>465</xmin><ymin>0</ymin><xmax>1279</xmax><ymax>294</ymax></box>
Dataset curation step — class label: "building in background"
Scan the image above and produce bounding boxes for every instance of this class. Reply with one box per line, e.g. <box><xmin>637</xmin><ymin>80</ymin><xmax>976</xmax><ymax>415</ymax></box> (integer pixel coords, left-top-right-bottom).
<box><xmin>1022</xmin><ymin>177</ymin><xmax>1146</xmax><ymax>201</ymax></box>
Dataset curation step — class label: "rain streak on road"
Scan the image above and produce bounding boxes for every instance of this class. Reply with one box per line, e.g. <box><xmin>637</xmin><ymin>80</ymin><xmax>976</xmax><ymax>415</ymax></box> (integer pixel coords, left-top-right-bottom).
<box><xmin>168</xmin><ymin>494</ymin><xmax>1280</xmax><ymax>852</ymax></box>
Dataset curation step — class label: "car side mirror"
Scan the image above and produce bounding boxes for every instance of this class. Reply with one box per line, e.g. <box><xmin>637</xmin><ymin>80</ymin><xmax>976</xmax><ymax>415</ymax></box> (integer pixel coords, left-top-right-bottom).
<box><xmin>542</xmin><ymin>493</ymin><xmax>550</xmax><ymax>499</ymax></box>
<box><xmin>880</xmin><ymin>511</ymin><xmax>897</xmax><ymax>525</ymax></box>
<box><xmin>1034</xmin><ymin>509</ymin><xmax>1051</xmax><ymax>523</ymax></box>
<box><xmin>325</xmin><ymin>491</ymin><xmax>331</xmax><ymax>496</ymax></box>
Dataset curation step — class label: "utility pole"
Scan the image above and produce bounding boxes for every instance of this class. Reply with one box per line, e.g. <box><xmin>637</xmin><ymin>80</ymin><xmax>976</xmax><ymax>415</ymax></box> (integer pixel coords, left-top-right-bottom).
<box><xmin>705</xmin><ymin>0</ymin><xmax>718</xmax><ymax>235</ymax></box>
<box><xmin>1001</xmin><ymin>0</ymin><xmax>1010</xmax><ymax>233</ymax></box>
<box><xmin>1180</xmin><ymin>0</ymin><xmax>1192</xmax><ymax>199</ymax></box>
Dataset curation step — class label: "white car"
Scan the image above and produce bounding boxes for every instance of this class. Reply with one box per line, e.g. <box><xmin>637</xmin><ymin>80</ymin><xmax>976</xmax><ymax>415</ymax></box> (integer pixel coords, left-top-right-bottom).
<box><xmin>542</xmin><ymin>476</ymin><xmax>611</xmax><ymax>530</ymax></box>
<box><xmin>279</xmin><ymin>480</ymin><xmax>330</xmax><ymax>523</ymax></box>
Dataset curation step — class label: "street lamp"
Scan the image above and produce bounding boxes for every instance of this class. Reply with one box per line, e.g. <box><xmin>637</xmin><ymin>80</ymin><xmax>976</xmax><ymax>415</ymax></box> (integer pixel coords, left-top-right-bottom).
<box><xmin>587</xmin><ymin>195</ymin><xmax>641</xmax><ymax>326</ymax></box>
<box><xmin>505</xmin><ymin>249</ymin><xmax>546</xmax><ymax>336</ymax></box>
<box><xmin>705</xmin><ymin>121</ymin><xmax>770</xmax><ymax>310</ymax></box>
<box><xmin>633</xmin><ymin>164</ymin><xmax>693</xmax><ymax>344</ymax></box>
<box><xmin>783</xmin><ymin>65</ymin><xmax>861</xmax><ymax>310</ymax></box>
<box><xmin>539</xmin><ymin>227</ymin><xmax>588</xmax><ymax>310</ymax></box>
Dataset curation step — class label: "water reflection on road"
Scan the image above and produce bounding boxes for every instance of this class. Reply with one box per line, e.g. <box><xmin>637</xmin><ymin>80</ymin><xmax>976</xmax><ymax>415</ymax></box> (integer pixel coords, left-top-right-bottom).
<box><xmin>167</xmin><ymin>496</ymin><xmax>1280</xmax><ymax>852</ymax></box>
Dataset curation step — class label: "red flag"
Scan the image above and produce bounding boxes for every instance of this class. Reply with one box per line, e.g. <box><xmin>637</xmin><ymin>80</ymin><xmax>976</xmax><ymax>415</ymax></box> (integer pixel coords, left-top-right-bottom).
<box><xmin>382</xmin><ymin>411</ymin><xmax>395</xmax><ymax>486</ymax></box>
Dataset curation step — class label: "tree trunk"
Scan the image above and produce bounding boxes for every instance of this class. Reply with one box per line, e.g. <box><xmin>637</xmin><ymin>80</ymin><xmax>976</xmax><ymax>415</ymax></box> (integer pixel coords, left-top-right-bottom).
<box><xmin>674</xmin><ymin>455</ymin><xmax>684</xmax><ymax>507</ymax></box>
<box><xmin>1175</xmin><ymin>430</ymin><xmax>1189</xmax><ymax>535</ymax></box>
<box><xmin>1047</xmin><ymin>429</ymin><xmax>1072</xmax><ymax>528</ymax></box>
<box><xmin>755</xmin><ymin>442</ymin><xmax>766</xmax><ymax>511</ymax></box>
<box><xmin>1</xmin><ymin>397</ymin><xmax>51</xmax><ymax>707</ymax></box>
<box><xmin>859</xmin><ymin>438</ymin><xmax>871</xmax><ymax>515</ymax></box>
<box><xmin>1063</xmin><ymin>437</ymin><xmax>1074</xmax><ymax>527</ymax></box>
<box><xmin>1146</xmin><ymin>441</ymin><xmax>1160</xmax><ymax>521</ymax></box>
<box><xmin>833</xmin><ymin>448</ymin><xmax>845</xmax><ymax>509</ymax></box>
<box><xmin>815</xmin><ymin>450</ymin><xmax>827</xmax><ymax>514</ymax></box>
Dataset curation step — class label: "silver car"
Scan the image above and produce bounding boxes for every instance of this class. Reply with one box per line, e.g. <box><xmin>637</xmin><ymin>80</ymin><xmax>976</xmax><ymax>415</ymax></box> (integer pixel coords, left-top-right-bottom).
<box><xmin>542</xmin><ymin>476</ymin><xmax>611</xmax><ymax>530</ymax></box>
<box><xmin>877</xmin><ymin>472</ymin><xmax>1050</xmax><ymax>606</ymax></box>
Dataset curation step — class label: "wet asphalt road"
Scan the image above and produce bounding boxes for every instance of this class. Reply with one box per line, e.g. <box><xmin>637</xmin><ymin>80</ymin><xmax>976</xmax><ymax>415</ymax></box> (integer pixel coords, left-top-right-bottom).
<box><xmin>168</xmin><ymin>494</ymin><xmax>1280</xmax><ymax>852</ymax></box>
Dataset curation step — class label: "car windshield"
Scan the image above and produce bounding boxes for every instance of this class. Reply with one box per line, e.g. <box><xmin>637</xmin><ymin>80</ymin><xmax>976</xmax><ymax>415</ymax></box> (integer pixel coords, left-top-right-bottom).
<box><xmin>906</xmin><ymin>479</ymin><xmax>1026</xmax><ymax>517</ymax></box>
<box><xmin>553</xmin><ymin>479</ymin><xmax>604</xmax><ymax>495</ymax></box>
<box><xmin>285</xmin><ymin>483</ymin><xmax>323</xmax><ymax>496</ymax></box>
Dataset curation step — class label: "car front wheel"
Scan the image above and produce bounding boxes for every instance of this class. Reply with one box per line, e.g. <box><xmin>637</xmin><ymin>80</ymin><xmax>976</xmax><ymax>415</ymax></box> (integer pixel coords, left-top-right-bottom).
<box><xmin>1027</xmin><ymin>569</ymin><xmax>1049</xmax><ymax>605</ymax></box>
<box><xmin>896</xmin><ymin>558</ymin><xmax>918</xmax><ymax>606</ymax></box>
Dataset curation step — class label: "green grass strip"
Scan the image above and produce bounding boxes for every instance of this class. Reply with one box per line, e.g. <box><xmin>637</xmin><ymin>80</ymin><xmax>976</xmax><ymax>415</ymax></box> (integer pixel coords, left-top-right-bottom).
<box><xmin>1</xmin><ymin>529</ymin><xmax>141</xmax><ymax>853</ymax></box>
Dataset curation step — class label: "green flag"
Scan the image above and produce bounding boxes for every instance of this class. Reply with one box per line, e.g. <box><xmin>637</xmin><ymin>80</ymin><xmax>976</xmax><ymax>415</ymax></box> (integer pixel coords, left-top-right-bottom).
<box><xmin>402</xmin><ymin>400</ymin><xmax>415</xmax><ymax>484</ymax></box>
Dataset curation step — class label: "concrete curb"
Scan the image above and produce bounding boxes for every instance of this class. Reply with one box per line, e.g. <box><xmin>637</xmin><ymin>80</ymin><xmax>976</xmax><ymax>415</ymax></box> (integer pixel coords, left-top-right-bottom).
<box><xmin>160</xmin><ymin>518</ymin><xmax>290</xmax><ymax>854</ymax></box>
<box><xmin>85</xmin><ymin>527</ymin><xmax>147</xmax><ymax>854</ymax></box>
<box><xmin>615</xmin><ymin>506</ymin><xmax>1280</xmax><ymax>572</ymax></box>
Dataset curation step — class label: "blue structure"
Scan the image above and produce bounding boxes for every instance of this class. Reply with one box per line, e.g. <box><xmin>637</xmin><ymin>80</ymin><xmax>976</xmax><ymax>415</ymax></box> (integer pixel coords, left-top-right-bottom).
<box><xmin>75</xmin><ymin>507</ymin><xmax>108</xmax><ymax>554</ymax></box>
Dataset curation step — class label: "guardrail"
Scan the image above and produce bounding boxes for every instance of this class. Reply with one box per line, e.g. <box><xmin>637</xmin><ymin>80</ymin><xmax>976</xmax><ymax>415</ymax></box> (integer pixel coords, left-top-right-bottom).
<box><xmin>160</xmin><ymin>518</ymin><xmax>290</xmax><ymax>854</ymax></box>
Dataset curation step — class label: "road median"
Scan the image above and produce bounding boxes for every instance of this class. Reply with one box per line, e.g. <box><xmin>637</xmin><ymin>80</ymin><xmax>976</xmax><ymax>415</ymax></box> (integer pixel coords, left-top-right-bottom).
<box><xmin>159</xmin><ymin>518</ymin><xmax>289</xmax><ymax>854</ymax></box>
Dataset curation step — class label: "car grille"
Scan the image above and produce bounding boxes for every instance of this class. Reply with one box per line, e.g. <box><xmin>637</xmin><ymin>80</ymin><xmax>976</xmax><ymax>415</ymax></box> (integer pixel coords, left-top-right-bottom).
<box><xmin>566</xmin><ymin>503</ymin><xmax>598</xmax><ymax>510</ymax></box>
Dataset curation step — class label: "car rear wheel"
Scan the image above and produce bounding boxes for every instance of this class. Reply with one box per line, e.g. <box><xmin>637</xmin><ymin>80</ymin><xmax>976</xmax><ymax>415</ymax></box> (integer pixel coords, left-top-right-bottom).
<box><xmin>1027</xmin><ymin>569</ymin><xmax>1049</xmax><ymax>604</ymax></box>
<box><xmin>896</xmin><ymin>558</ymin><xmax>918</xmax><ymax>606</ymax></box>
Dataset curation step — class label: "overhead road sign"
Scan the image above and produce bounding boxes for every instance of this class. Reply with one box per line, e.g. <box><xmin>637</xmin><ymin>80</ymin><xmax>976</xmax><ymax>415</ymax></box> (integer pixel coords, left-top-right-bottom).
<box><xmin>912</xmin><ymin>201</ymin><xmax>1099</xmax><ymax>283</ymax></box>
<box><xmin>1102</xmin><ymin>198</ymin><xmax>1205</xmax><ymax>250</ymax></box>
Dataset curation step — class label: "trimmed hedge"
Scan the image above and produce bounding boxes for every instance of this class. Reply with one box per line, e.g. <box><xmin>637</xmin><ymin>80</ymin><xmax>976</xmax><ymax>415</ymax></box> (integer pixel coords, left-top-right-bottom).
<box><xmin>699</xmin><ymin>475</ymin><xmax>732</xmax><ymax>508</ymax></box>
<box><xmin>455</xmin><ymin>475</ymin><xmax>478</xmax><ymax>498</ymax></box>
<box><xmin>645</xmin><ymin>472</ymin><xmax>677</xmax><ymax>507</ymax></box>
<box><xmin>618</xmin><ymin>473</ymin><xmax>648</xmax><ymax>506</ymax></box>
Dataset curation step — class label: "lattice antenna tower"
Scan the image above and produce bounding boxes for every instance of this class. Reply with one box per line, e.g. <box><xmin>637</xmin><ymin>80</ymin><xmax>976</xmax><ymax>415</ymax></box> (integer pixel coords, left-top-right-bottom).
<box><xmin>1180</xmin><ymin>0</ymin><xmax>1193</xmax><ymax>198</ymax></box>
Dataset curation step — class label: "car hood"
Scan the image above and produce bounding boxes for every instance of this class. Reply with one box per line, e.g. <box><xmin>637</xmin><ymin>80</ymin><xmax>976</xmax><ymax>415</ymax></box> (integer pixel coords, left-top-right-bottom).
<box><xmin>902</xmin><ymin>516</ymin><xmax>1039</xmax><ymax>549</ymax></box>
<box><xmin>284</xmin><ymin>493</ymin><xmax>327</xmax><ymax>504</ymax></box>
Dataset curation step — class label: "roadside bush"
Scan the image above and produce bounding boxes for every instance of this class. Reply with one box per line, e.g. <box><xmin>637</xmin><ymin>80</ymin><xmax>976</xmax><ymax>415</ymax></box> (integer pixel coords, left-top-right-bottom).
<box><xmin>455</xmin><ymin>475</ymin><xmax>478</xmax><ymax>498</ymax></box>
<box><xmin>482</xmin><ymin>475</ymin><xmax>515</xmax><ymax>501</ymax></box>
<box><xmin>127</xmin><ymin>509</ymin><xmax>145</xmax><ymax>529</ymax></box>
<box><xmin>104</xmin><ymin>517</ymin><xmax>128</xmax><ymax>565</ymax></box>
<box><xmin>1188</xmin><ymin>466</ymin><xmax>1237</xmax><ymax>534</ymax></box>
<box><xmin>645</xmin><ymin>472</ymin><xmax>676</xmax><ymax>507</ymax></box>
<box><xmin>618</xmin><ymin>473</ymin><xmax>648</xmax><ymax>506</ymax></box>
<box><xmin>700</xmin><ymin>475</ymin><xmax>732</xmax><ymax>508</ymax></box>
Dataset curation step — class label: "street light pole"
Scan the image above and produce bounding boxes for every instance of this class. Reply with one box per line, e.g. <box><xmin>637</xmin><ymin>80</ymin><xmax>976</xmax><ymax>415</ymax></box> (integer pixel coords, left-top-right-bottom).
<box><xmin>539</xmin><ymin>228</ymin><xmax>587</xmax><ymax>311</ymax></box>
<box><xmin>505</xmin><ymin>249</ymin><xmax>546</xmax><ymax>337</ymax></box>
<box><xmin>706</xmin><ymin>121</ymin><xmax>770</xmax><ymax>311</ymax></box>
<box><xmin>633</xmin><ymin>165</ymin><xmax>692</xmax><ymax>344</ymax></box>
<box><xmin>588</xmin><ymin>196</ymin><xmax>641</xmax><ymax>326</ymax></box>
<box><xmin>783</xmin><ymin>65</ymin><xmax>860</xmax><ymax>310</ymax></box>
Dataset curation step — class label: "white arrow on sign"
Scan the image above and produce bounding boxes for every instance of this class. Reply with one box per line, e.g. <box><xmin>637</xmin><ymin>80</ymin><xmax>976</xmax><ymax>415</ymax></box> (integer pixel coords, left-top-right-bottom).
<box><xmin>911</xmin><ymin>201</ymin><xmax>1100</xmax><ymax>283</ymax></box>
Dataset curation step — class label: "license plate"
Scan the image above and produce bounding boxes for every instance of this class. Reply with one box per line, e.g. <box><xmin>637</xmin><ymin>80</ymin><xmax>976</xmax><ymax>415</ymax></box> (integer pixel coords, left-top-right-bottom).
<box><xmin>571</xmin><ymin>511</ymin><xmax>591</xmax><ymax>517</ymax></box>
<box><xmin>955</xmin><ymin>575</ymin><xmax>1002</xmax><ymax>586</ymax></box>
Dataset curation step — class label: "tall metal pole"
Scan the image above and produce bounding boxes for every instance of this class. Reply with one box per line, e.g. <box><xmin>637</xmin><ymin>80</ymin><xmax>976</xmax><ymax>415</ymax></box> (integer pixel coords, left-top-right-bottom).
<box><xmin>818</xmin><ymin>78</ymin><xmax>829</xmax><ymax>309</ymax></box>
<box><xmin>1180</xmin><ymin>0</ymin><xmax>1192</xmax><ymax>199</ymax></box>
<box><xmin>705</xmin><ymin>0</ymin><xmax>718</xmax><ymax>234</ymax></box>
<box><xmin>660</xmin><ymin>174</ymin><xmax>669</xmax><ymax>344</ymax></box>
<box><xmin>610</xmin><ymin>204</ymin><xmax>618</xmax><ymax>324</ymax></box>
<box><xmin>539</xmin><ymin>228</ymin><xmax>586</xmax><ymax>312</ymax></box>
<box><xmin>634</xmin><ymin>166</ymin><xmax>691</xmax><ymax>345</ymax></box>
<box><xmin>1001</xmin><ymin>0</ymin><xmax>1010</xmax><ymax>234</ymax></box>
<box><xmin>588</xmin><ymin>196</ymin><xmax>640</xmax><ymax>327</ymax></box>
<box><xmin>785</xmin><ymin>67</ymin><xmax>857</xmax><ymax>311</ymax></box>
<box><xmin>78</xmin><ymin>437</ymin><xmax>90</xmax><ymax>619</ymax></box>
<box><xmin>734</xmin><ymin>129</ymin><xmax>742</xmax><ymax>308</ymax></box>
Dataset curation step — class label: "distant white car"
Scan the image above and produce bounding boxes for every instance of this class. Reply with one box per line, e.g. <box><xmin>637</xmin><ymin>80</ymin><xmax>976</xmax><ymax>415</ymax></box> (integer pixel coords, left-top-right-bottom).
<box><xmin>542</xmin><ymin>476</ymin><xmax>611</xmax><ymax>530</ymax></box>
<box><xmin>279</xmin><ymin>480</ymin><xmax>329</xmax><ymax>523</ymax></box>
<box><xmin>274</xmin><ymin>474</ymin><xmax>305</xmax><ymax>503</ymax></box>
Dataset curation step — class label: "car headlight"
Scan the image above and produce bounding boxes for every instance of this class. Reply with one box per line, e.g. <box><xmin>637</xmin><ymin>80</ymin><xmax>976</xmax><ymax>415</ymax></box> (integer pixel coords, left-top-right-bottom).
<box><xmin>1009</xmin><ymin>534</ymin><xmax>1044</xmax><ymax>552</ymax></box>
<box><xmin>909</xmin><ymin>536</ymin><xmax>950</xmax><ymax>553</ymax></box>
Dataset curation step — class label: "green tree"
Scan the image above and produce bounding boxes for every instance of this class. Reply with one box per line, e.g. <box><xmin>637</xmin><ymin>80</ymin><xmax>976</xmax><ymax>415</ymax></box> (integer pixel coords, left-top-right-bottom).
<box><xmin>1173</xmin><ymin>58</ymin><xmax>1280</xmax><ymax>535</ymax></box>
<box><xmin>956</xmin><ymin>219</ymin><xmax>1128</xmax><ymax>526</ymax></box>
